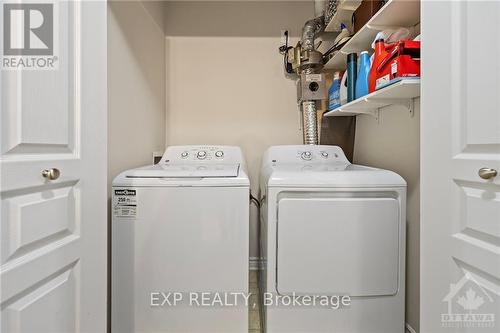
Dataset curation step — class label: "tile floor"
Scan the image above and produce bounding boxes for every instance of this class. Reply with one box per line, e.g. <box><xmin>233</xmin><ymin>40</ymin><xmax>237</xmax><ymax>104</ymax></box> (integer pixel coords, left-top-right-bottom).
<box><xmin>249</xmin><ymin>270</ymin><xmax>262</xmax><ymax>333</ymax></box>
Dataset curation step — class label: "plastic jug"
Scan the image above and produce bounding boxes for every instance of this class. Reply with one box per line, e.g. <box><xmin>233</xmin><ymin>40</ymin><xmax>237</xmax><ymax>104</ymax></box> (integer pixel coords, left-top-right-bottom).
<box><xmin>328</xmin><ymin>71</ymin><xmax>342</xmax><ymax>110</ymax></box>
<box><xmin>340</xmin><ymin>71</ymin><xmax>348</xmax><ymax>105</ymax></box>
<box><xmin>369</xmin><ymin>39</ymin><xmax>388</xmax><ymax>92</ymax></box>
<box><xmin>356</xmin><ymin>51</ymin><xmax>371</xmax><ymax>99</ymax></box>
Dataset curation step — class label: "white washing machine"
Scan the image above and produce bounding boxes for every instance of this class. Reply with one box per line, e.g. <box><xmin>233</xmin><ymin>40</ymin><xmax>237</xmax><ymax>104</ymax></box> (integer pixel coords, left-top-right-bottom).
<box><xmin>259</xmin><ymin>145</ymin><xmax>406</xmax><ymax>333</ymax></box>
<box><xmin>112</xmin><ymin>145</ymin><xmax>249</xmax><ymax>333</ymax></box>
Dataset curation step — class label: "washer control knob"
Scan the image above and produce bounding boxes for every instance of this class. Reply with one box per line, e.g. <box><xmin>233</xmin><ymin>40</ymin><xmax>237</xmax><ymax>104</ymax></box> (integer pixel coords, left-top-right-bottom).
<box><xmin>215</xmin><ymin>151</ymin><xmax>224</xmax><ymax>158</ymax></box>
<box><xmin>181</xmin><ymin>151</ymin><xmax>189</xmax><ymax>158</ymax></box>
<box><xmin>197</xmin><ymin>151</ymin><xmax>207</xmax><ymax>159</ymax></box>
<box><xmin>301</xmin><ymin>151</ymin><xmax>312</xmax><ymax>160</ymax></box>
<box><xmin>321</xmin><ymin>151</ymin><xmax>329</xmax><ymax>158</ymax></box>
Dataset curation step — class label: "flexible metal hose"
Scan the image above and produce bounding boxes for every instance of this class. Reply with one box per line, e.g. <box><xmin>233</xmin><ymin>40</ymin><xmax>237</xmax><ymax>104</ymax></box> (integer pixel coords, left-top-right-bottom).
<box><xmin>302</xmin><ymin>100</ymin><xmax>318</xmax><ymax>145</ymax></box>
<box><xmin>301</xmin><ymin>66</ymin><xmax>319</xmax><ymax>145</ymax></box>
<box><xmin>299</xmin><ymin>13</ymin><xmax>324</xmax><ymax>145</ymax></box>
<box><xmin>301</xmin><ymin>16</ymin><xmax>324</xmax><ymax>51</ymax></box>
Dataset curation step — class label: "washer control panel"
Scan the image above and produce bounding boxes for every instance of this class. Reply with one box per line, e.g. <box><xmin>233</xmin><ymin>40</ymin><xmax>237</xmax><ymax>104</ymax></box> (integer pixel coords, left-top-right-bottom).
<box><xmin>296</xmin><ymin>149</ymin><xmax>338</xmax><ymax>161</ymax></box>
<box><xmin>178</xmin><ymin>148</ymin><xmax>225</xmax><ymax>161</ymax></box>
<box><xmin>263</xmin><ymin>145</ymin><xmax>349</xmax><ymax>165</ymax></box>
<box><xmin>161</xmin><ymin>146</ymin><xmax>243</xmax><ymax>164</ymax></box>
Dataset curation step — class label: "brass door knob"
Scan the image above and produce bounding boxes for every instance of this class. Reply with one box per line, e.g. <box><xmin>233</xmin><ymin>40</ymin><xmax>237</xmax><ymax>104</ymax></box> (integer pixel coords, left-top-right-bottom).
<box><xmin>42</xmin><ymin>168</ymin><xmax>60</xmax><ymax>180</ymax></box>
<box><xmin>478</xmin><ymin>168</ymin><xmax>497</xmax><ymax>180</ymax></box>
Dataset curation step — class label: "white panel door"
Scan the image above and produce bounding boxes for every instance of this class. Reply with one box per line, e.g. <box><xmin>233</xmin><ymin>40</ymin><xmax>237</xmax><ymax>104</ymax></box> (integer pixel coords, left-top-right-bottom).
<box><xmin>0</xmin><ymin>1</ymin><xmax>107</xmax><ymax>332</ymax></box>
<box><xmin>422</xmin><ymin>1</ymin><xmax>500</xmax><ymax>331</ymax></box>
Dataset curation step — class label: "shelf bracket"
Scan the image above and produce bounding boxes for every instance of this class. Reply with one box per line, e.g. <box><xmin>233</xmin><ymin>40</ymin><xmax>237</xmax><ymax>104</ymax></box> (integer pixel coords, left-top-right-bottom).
<box><xmin>409</xmin><ymin>98</ymin><xmax>415</xmax><ymax>118</ymax></box>
<box><xmin>354</xmin><ymin>108</ymin><xmax>380</xmax><ymax>122</ymax></box>
<box><xmin>367</xmin><ymin>98</ymin><xmax>415</xmax><ymax>118</ymax></box>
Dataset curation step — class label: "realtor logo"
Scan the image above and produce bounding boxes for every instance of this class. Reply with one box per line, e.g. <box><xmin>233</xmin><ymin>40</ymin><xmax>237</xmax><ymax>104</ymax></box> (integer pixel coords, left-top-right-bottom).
<box><xmin>441</xmin><ymin>273</ymin><xmax>496</xmax><ymax>329</ymax></box>
<box><xmin>3</xmin><ymin>3</ymin><xmax>53</xmax><ymax>55</ymax></box>
<box><xmin>1</xmin><ymin>1</ymin><xmax>58</xmax><ymax>69</ymax></box>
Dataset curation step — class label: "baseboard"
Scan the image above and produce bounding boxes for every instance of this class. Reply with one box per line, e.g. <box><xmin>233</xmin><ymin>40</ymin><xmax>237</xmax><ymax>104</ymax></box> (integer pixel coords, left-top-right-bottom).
<box><xmin>405</xmin><ymin>322</ymin><xmax>417</xmax><ymax>333</ymax></box>
<box><xmin>249</xmin><ymin>257</ymin><xmax>263</xmax><ymax>270</ymax></box>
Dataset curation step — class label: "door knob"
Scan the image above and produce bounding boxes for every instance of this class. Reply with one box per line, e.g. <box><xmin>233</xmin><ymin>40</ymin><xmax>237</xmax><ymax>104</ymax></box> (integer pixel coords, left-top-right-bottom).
<box><xmin>478</xmin><ymin>168</ymin><xmax>497</xmax><ymax>180</ymax></box>
<box><xmin>42</xmin><ymin>168</ymin><xmax>60</xmax><ymax>180</ymax></box>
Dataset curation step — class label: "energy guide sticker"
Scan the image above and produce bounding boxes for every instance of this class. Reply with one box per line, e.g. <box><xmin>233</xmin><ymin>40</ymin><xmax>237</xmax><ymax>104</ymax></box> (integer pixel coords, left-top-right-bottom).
<box><xmin>113</xmin><ymin>189</ymin><xmax>137</xmax><ymax>218</ymax></box>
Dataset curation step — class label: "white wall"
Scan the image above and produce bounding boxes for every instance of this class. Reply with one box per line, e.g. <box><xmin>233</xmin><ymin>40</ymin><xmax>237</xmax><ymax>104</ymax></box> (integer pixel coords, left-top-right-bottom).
<box><xmin>165</xmin><ymin>36</ymin><xmax>303</xmax><ymax>258</ymax></box>
<box><xmin>164</xmin><ymin>1</ymin><xmax>314</xmax><ymax>259</ymax></box>
<box><xmin>108</xmin><ymin>0</ymin><xmax>166</xmax><ymax>190</ymax></box>
<box><xmin>353</xmin><ymin>100</ymin><xmax>420</xmax><ymax>332</ymax></box>
<box><xmin>107</xmin><ymin>2</ymin><xmax>166</xmax><ymax>327</ymax></box>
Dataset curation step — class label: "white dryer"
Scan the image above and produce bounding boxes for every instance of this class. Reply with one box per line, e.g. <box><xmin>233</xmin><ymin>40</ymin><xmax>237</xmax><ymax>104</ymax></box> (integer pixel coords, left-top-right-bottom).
<box><xmin>259</xmin><ymin>145</ymin><xmax>406</xmax><ymax>333</ymax></box>
<box><xmin>112</xmin><ymin>145</ymin><xmax>249</xmax><ymax>333</ymax></box>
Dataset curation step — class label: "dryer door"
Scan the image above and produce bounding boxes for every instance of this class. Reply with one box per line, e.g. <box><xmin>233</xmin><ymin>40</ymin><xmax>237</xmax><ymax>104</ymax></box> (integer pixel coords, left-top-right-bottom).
<box><xmin>276</xmin><ymin>195</ymin><xmax>400</xmax><ymax>297</ymax></box>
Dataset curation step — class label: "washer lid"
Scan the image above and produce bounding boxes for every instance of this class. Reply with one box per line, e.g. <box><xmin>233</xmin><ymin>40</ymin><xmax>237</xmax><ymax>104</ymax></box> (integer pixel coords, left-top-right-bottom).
<box><xmin>125</xmin><ymin>163</ymin><xmax>240</xmax><ymax>178</ymax></box>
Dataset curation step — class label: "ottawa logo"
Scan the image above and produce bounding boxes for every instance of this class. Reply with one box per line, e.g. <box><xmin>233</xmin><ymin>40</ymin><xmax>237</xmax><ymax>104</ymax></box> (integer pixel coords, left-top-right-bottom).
<box><xmin>441</xmin><ymin>273</ymin><xmax>495</xmax><ymax>329</ymax></box>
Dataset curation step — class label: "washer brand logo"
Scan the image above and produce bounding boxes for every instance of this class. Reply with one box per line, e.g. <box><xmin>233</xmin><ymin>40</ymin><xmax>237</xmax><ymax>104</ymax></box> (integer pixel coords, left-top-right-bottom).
<box><xmin>115</xmin><ymin>189</ymin><xmax>136</xmax><ymax>196</ymax></box>
<box><xmin>1</xmin><ymin>1</ymin><xmax>58</xmax><ymax>70</ymax></box>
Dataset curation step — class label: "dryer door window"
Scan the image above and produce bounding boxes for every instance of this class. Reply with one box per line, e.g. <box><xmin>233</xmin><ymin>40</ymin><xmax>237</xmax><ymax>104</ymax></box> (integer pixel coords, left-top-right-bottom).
<box><xmin>276</xmin><ymin>196</ymin><xmax>400</xmax><ymax>297</ymax></box>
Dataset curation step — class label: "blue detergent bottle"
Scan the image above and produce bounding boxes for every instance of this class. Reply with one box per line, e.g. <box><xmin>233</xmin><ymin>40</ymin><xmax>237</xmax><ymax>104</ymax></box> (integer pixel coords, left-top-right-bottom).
<box><xmin>328</xmin><ymin>71</ymin><xmax>341</xmax><ymax>110</ymax></box>
<box><xmin>355</xmin><ymin>51</ymin><xmax>371</xmax><ymax>99</ymax></box>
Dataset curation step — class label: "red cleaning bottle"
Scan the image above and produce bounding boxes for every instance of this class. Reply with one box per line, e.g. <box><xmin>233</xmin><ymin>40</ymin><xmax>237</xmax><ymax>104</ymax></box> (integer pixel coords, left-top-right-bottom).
<box><xmin>369</xmin><ymin>39</ymin><xmax>388</xmax><ymax>93</ymax></box>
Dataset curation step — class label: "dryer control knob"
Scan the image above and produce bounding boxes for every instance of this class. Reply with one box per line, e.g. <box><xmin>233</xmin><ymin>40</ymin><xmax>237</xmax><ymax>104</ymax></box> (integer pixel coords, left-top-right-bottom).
<box><xmin>197</xmin><ymin>151</ymin><xmax>207</xmax><ymax>159</ymax></box>
<box><xmin>321</xmin><ymin>151</ymin><xmax>329</xmax><ymax>158</ymax></box>
<box><xmin>181</xmin><ymin>151</ymin><xmax>189</xmax><ymax>158</ymax></box>
<box><xmin>215</xmin><ymin>151</ymin><xmax>224</xmax><ymax>158</ymax></box>
<box><xmin>301</xmin><ymin>151</ymin><xmax>312</xmax><ymax>160</ymax></box>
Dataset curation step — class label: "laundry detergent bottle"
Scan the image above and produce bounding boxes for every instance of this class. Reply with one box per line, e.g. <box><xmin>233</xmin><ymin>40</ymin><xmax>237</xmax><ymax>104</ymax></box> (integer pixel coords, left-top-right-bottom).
<box><xmin>356</xmin><ymin>51</ymin><xmax>371</xmax><ymax>99</ymax></box>
<box><xmin>369</xmin><ymin>39</ymin><xmax>388</xmax><ymax>92</ymax></box>
<box><xmin>328</xmin><ymin>71</ymin><xmax>341</xmax><ymax>110</ymax></box>
<box><xmin>339</xmin><ymin>71</ymin><xmax>348</xmax><ymax>105</ymax></box>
